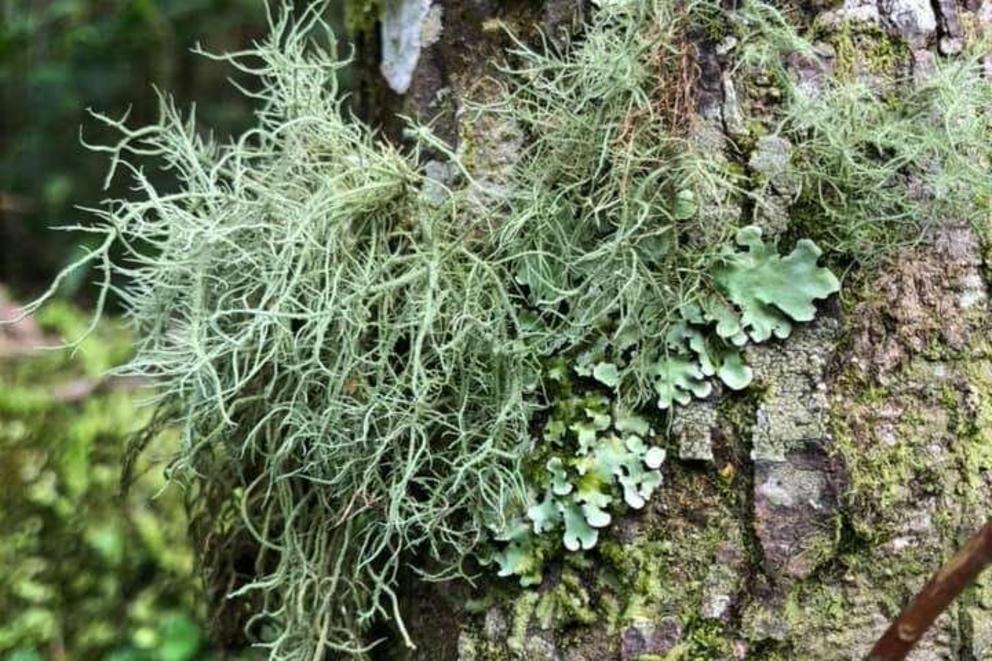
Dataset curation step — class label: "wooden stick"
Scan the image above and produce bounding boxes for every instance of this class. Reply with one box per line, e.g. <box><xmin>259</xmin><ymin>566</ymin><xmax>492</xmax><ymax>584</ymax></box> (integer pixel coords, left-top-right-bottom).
<box><xmin>868</xmin><ymin>521</ymin><xmax>992</xmax><ymax>660</ymax></box>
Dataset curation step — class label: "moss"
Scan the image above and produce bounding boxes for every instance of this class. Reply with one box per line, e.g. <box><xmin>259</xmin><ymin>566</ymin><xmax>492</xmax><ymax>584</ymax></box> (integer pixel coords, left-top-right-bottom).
<box><xmin>716</xmin><ymin>386</ymin><xmax>766</xmax><ymax>439</ymax></box>
<box><xmin>477</xmin><ymin>465</ymin><xmax>744</xmax><ymax>653</ymax></box>
<box><xmin>784</xmin><ymin>582</ymin><xmax>844</xmax><ymax>630</ymax></box>
<box><xmin>827</xmin><ymin>21</ymin><xmax>910</xmax><ymax>81</ymax></box>
<box><xmin>774</xmin><ymin>541</ymin><xmax>940</xmax><ymax>655</ymax></box>
<box><xmin>607</xmin><ymin>540</ymin><xmax>674</xmax><ymax>623</ymax></box>
<box><xmin>958</xmin><ymin>360</ymin><xmax>992</xmax><ymax>485</ymax></box>
<box><xmin>672</xmin><ymin>617</ymin><xmax>733</xmax><ymax>658</ymax></box>
<box><xmin>830</xmin><ymin>367</ymin><xmax>919</xmax><ymax>531</ymax></box>
<box><xmin>457</xmin><ymin>631</ymin><xmax>480</xmax><ymax>660</ymax></box>
<box><xmin>799</xmin><ymin>241</ymin><xmax>992</xmax><ymax>654</ymax></box>
<box><xmin>506</xmin><ymin>591</ymin><xmax>540</xmax><ymax>653</ymax></box>
<box><xmin>832</xmin><ymin>345</ymin><xmax>992</xmax><ymax>538</ymax></box>
<box><xmin>606</xmin><ymin>474</ymin><xmax>742</xmax><ymax>622</ymax></box>
<box><xmin>535</xmin><ymin>570</ymin><xmax>596</xmax><ymax>629</ymax></box>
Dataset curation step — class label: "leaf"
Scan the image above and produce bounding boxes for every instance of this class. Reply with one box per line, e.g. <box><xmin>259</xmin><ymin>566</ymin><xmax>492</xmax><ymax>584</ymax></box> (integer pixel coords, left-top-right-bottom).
<box><xmin>620</xmin><ymin>468</ymin><xmax>662</xmax><ymax>509</ymax></box>
<box><xmin>582</xmin><ymin>434</ymin><xmax>666</xmax><ymax>511</ymax></box>
<box><xmin>667</xmin><ymin>321</ymin><xmax>715</xmax><ymax>376</ymax></box>
<box><xmin>158</xmin><ymin>614</ymin><xmax>203</xmax><ymax>661</ymax></box>
<box><xmin>644</xmin><ymin>446</ymin><xmax>666</xmax><ymax>469</ymax></box>
<box><xmin>581</xmin><ymin>501</ymin><xmax>612</xmax><ymax>528</ymax></box>
<box><xmin>544</xmin><ymin>417</ymin><xmax>567</xmax><ymax>444</ymax></box>
<box><xmin>618</xmin><ymin>435</ymin><xmax>665</xmax><ymax>508</ymax></box>
<box><xmin>546</xmin><ymin>356</ymin><xmax>570</xmax><ymax>383</ymax></box>
<box><xmin>636</xmin><ymin>234</ymin><xmax>671</xmax><ymax>263</ymax></box>
<box><xmin>574</xmin><ymin>337</ymin><xmax>609</xmax><ymax>377</ymax></box>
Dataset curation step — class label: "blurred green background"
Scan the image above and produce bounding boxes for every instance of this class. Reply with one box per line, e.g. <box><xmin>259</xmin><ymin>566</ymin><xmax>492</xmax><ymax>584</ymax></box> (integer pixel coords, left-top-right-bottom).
<box><xmin>0</xmin><ymin>0</ymin><xmax>270</xmax><ymax>295</ymax></box>
<box><xmin>0</xmin><ymin>299</ymin><xmax>213</xmax><ymax>660</ymax></box>
<box><xmin>0</xmin><ymin>1</ymin><xmax>346</xmax><ymax>657</ymax></box>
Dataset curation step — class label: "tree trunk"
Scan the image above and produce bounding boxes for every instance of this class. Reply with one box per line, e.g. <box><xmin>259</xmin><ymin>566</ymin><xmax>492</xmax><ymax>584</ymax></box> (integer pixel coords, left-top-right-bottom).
<box><xmin>352</xmin><ymin>1</ymin><xmax>992</xmax><ymax>658</ymax></box>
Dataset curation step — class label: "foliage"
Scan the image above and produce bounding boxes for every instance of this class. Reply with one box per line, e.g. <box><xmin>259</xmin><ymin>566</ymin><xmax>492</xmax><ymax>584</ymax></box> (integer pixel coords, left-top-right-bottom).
<box><xmin>0</xmin><ymin>303</ymin><xmax>210</xmax><ymax>660</ymax></box>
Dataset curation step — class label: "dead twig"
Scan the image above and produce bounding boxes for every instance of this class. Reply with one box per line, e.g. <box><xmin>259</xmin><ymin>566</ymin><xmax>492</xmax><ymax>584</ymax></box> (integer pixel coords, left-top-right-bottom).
<box><xmin>868</xmin><ymin>521</ymin><xmax>992</xmax><ymax>660</ymax></box>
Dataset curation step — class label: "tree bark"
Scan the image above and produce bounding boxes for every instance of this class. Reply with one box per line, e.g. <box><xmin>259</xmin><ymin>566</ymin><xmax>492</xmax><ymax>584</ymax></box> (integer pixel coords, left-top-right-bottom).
<box><xmin>353</xmin><ymin>1</ymin><xmax>992</xmax><ymax>658</ymax></box>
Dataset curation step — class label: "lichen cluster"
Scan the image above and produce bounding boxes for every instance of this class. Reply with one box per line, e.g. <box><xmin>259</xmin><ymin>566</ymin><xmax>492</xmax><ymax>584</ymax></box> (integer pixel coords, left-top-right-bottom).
<box><xmin>568</xmin><ymin>225</ymin><xmax>840</xmax><ymax>413</ymax></box>
<box><xmin>735</xmin><ymin>3</ymin><xmax>992</xmax><ymax>263</ymax></box>
<box><xmin>490</xmin><ymin>223</ymin><xmax>840</xmax><ymax>585</ymax></box>
<box><xmin>20</xmin><ymin>0</ymin><xmax>992</xmax><ymax>656</ymax></box>
<box><xmin>492</xmin><ymin>387</ymin><xmax>666</xmax><ymax>586</ymax></box>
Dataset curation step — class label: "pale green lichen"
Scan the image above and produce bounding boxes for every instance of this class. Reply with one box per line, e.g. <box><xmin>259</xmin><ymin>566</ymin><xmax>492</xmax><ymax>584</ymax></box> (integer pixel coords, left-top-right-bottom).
<box><xmin>711</xmin><ymin>227</ymin><xmax>839</xmax><ymax>342</ymax></box>
<box><xmin>651</xmin><ymin>225</ymin><xmax>839</xmax><ymax>409</ymax></box>
<box><xmin>492</xmin><ymin>391</ymin><xmax>665</xmax><ymax>584</ymax></box>
<box><xmin>556</xmin><ymin>224</ymin><xmax>839</xmax><ymax>415</ymax></box>
<box><xmin>19</xmin><ymin>0</ymin><xmax>992</xmax><ymax>655</ymax></box>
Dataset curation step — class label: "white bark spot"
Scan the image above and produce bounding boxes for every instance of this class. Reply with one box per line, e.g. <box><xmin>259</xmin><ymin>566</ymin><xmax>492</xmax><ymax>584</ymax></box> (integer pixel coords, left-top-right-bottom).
<box><xmin>380</xmin><ymin>0</ymin><xmax>433</xmax><ymax>94</ymax></box>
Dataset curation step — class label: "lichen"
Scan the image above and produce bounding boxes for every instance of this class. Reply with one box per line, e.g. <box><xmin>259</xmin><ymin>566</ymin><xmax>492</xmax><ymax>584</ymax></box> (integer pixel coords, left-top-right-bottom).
<box><xmin>379</xmin><ymin>0</ymin><xmax>431</xmax><ymax>93</ymax></box>
<box><xmin>491</xmin><ymin>386</ymin><xmax>668</xmax><ymax>585</ymax></box>
<box><xmin>18</xmin><ymin>0</ymin><xmax>992</xmax><ymax>655</ymax></box>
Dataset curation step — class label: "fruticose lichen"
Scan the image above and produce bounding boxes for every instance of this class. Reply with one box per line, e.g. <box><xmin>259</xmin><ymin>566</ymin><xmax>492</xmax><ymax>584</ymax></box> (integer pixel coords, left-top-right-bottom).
<box><xmin>17</xmin><ymin>0</ymin><xmax>992</xmax><ymax>656</ymax></box>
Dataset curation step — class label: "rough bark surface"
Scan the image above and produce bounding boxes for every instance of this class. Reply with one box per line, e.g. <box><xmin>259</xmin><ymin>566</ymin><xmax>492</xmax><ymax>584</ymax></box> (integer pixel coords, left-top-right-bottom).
<box><xmin>354</xmin><ymin>1</ymin><xmax>992</xmax><ymax>658</ymax></box>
